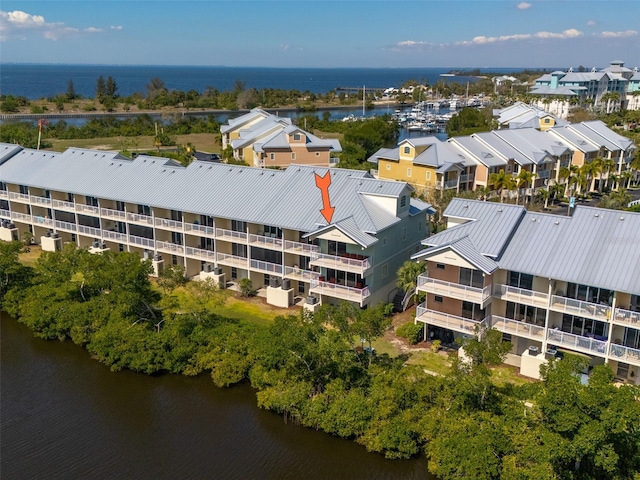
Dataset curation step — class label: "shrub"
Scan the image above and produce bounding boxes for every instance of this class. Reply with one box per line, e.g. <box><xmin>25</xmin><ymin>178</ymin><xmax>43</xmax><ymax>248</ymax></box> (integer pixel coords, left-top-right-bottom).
<box><xmin>396</xmin><ymin>321</ymin><xmax>423</xmax><ymax>345</ymax></box>
<box><xmin>238</xmin><ymin>278</ymin><xmax>254</xmax><ymax>297</ymax></box>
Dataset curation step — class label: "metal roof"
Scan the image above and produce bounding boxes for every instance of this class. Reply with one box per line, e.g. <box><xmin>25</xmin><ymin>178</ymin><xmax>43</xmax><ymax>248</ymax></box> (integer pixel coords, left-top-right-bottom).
<box><xmin>448</xmin><ymin>136</ymin><xmax>506</xmax><ymax>168</ymax></box>
<box><xmin>548</xmin><ymin>126</ymin><xmax>600</xmax><ymax>153</ymax></box>
<box><xmin>413</xmin><ymin>236</ymin><xmax>499</xmax><ymax>274</ymax></box>
<box><xmin>220</xmin><ymin>108</ymin><xmax>270</xmax><ymax>134</ymax></box>
<box><xmin>472</xmin><ymin>132</ymin><xmax>532</xmax><ymax>166</ymax></box>
<box><xmin>304</xmin><ymin>216</ymin><xmax>379</xmax><ymax>248</ymax></box>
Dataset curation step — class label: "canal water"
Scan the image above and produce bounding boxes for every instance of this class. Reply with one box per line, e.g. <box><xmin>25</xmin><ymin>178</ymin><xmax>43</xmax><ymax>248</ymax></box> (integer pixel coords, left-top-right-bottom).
<box><xmin>1</xmin><ymin>314</ymin><xmax>433</xmax><ymax>480</ymax></box>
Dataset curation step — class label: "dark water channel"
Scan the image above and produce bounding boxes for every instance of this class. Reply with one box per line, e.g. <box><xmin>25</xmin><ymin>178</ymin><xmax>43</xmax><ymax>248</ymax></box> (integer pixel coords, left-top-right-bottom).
<box><xmin>1</xmin><ymin>314</ymin><xmax>432</xmax><ymax>479</ymax></box>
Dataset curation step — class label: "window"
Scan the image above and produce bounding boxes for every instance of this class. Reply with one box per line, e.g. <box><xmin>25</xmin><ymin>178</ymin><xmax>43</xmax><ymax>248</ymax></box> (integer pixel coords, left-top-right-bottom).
<box><xmin>0</xmin><ymin>182</ymin><xmax>6</xmax><ymax>191</ymax></box>
<box><xmin>544</xmin><ymin>118</ymin><xmax>551</xmax><ymax>124</ymax></box>
<box><xmin>382</xmin><ymin>264</ymin><xmax>388</xmax><ymax>278</ymax></box>
<box><xmin>293</xmin><ymin>133</ymin><xmax>301</xmax><ymax>141</ymax></box>
<box><xmin>459</xmin><ymin>268</ymin><xmax>484</xmax><ymax>289</ymax></box>
<box><xmin>291</xmin><ymin>153</ymin><xmax>296</xmax><ymax>160</ymax></box>
<box><xmin>404</xmin><ymin>146</ymin><xmax>411</xmax><ymax>154</ymax></box>
<box><xmin>407</xmin><ymin>168</ymin><xmax>412</xmax><ymax>177</ymax></box>
<box><xmin>436</xmin><ymin>263</ymin><xmax>445</xmax><ymax>270</ymax></box>
<box><xmin>231</xmin><ymin>220</ymin><xmax>247</xmax><ymax>232</ymax></box>
<box><xmin>508</xmin><ymin>271</ymin><xmax>533</xmax><ymax>291</ymax></box>
<box><xmin>138</xmin><ymin>204</ymin><xmax>151</xmax><ymax>216</ymax></box>
<box><xmin>426</xmin><ymin>171</ymin><xmax>431</xmax><ymax>181</ymax></box>
<box><xmin>19</xmin><ymin>185</ymin><xmax>28</xmax><ymax>195</ymax></box>
<box><xmin>270</xmin><ymin>153</ymin><xmax>275</xmax><ymax>161</ymax></box>
<box><xmin>400</xmin><ymin>196</ymin><xmax>407</xmax><ymax>207</ymax></box>
<box><xmin>231</xmin><ymin>267</ymin><xmax>237</xmax><ymax>280</ymax></box>
<box><xmin>116</xmin><ymin>201</ymin><xmax>125</xmax><ymax>212</ymax></box>
<box><xmin>386</xmin><ymin>164</ymin><xmax>391</xmax><ymax>170</ymax></box>
<box><xmin>434</xmin><ymin>295</ymin><xmax>443</xmax><ymax>303</ymax></box>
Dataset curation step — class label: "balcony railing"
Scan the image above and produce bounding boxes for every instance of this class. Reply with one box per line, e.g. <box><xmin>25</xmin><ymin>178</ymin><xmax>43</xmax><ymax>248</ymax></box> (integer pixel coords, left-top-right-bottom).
<box><xmin>609</xmin><ymin>344</ymin><xmax>640</xmax><ymax>367</ymax></box>
<box><xmin>76</xmin><ymin>204</ymin><xmax>99</xmax><ymax>216</ymax></box>
<box><xmin>100</xmin><ymin>208</ymin><xmax>126</xmax><ymax>220</ymax></box>
<box><xmin>52</xmin><ymin>199</ymin><xmax>75</xmax><ymax>212</ymax></box>
<box><xmin>33</xmin><ymin>215</ymin><xmax>54</xmax><ymax>227</ymax></box>
<box><xmin>216</xmin><ymin>228</ymin><xmax>248</xmax><ymax>244</ymax></box>
<box><xmin>415</xmin><ymin>304</ymin><xmax>487</xmax><ymax>334</ymax></box>
<box><xmin>156</xmin><ymin>241</ymin><xmax>185</xmax><ymax>255</ymax></box>
<box><xmin>493</xmin><ymin>284</ymin><xmax>549</xmax><ymax>308</ymax></box>
<box><xmin>185</xmin><ymin>246</ymin><xmax>216</xmax><ymax>262</ymax></box>
<box><xmin>490</xmin><ymin>315</ymin><xmax>545</xmax><ymax>340</ymax></box>
<box><xmin>30</xmin><ymin>195</ymin><xmax>51</xmax><ymax>206</ymax></box>
<box><xmin>310</xmin><ymin>280</ymin><xmax>370</xmax><ymax>304</ymax></box>
<box><xmin>54</xmin><ymin>220</ymin><xmax>77</xmax><ymax>232</ymax></box>
<box><xmin>184</xmin><ymin>223</ymin><xmax>215</xmax><ymax>237</ymax></box>
<box><xmin>417</xmin><ymin>275</ymin><xmax>491</xmax><ymax>305</ymax></box>
<box><xmin>11</xmin><ymin>211</ymin><xmax>32</xmax><ymax>223</ymax></box>
<box><xmin>129</xmin><ymin>235</ymin><xmax>155</xmax><ymax>249</ymax></box>
<box><xmin>612</xmin><ymin>308</ymin><xmax>640</xmax><ymax>327</ymax></box>
<box><xmin>436</xmin><ymin>179</ymin><xmax>459</xmax><ymax>190</ymax></box>
<box><xmin>0</xmin><ymin>190</ymin><xmax>8</xmax><ymax>199</ymax></box>
<box><xmin>216</xmin><ymin>252</ymin><xmax>248</xmax><ymax>268</ymax></box>
<box><xmin>284</xmin><ymin>240</ymin><xmax>319</xmax><ymax>256</ymax></box>
<box><xmin>536</xmin><ymin>169</ymin><xmax>552</xmax><ymax>179</ymax></box>
<box><xmin>250</xmin><ymin>259</ymin><xmax>283</xmax><ymax>275</ymax></box>
<box><xmin>155</xmin><ymin>217</ymin><xmax>183</xmax><ymax>231</ymax></box>
<box><xmin>0</xmin><ymin>209</ymin><xmax>10</xmax><ymax>219</ymax></box>
<box><xmin>126</xmin><ymin>212</ymin><xmax>154</xmax><ymax>226</ymax></box>
<box><xmin>550</xmin><ymin>295</ymin><xmax>611</xmax><ymax>322</ymax></box>
<box><xmin>77</xmin><ymin>225</ymin><xmax>101</xmax><ymax>237</ymax></box>
<box><xmin>284</xmin><ymin>266</ymin><xmax>320</xmax><ymax>283</ymax></box>
<box><xmin>310</xmin><ymin>252</ymin><xmax>371</xmax><ymax>275</ymax></box>
<box><xmin>249</xmin><ymin>233</ymin><xmax>283</xmax><ymax>250</ymax></box>
<box><xmin>460</xmin><ymin>174</ymin><xmax>474</xmax><ymax>183</ymax></box>
<box><xmin>103</xmin><ymin>230</ymin><xmax>127</xmax><ymax>243</ymax></box>
<box><xmin>546</xmin><ymin>329</ymin><xmax>607</xmax><ymax>356</ymax></box>
<box><xmin>9</xmin><ymin>192</ymin><xmax>30</xmax><ymax>202</ymax></box>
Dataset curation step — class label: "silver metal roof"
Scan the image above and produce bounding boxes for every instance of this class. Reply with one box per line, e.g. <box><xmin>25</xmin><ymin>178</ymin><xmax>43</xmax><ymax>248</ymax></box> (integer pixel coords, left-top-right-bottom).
<box><xmin>548</xmin><ymin>126</ymin><xmax>600</xmax><ymax>153</ymax></box>
<box><xmin>448</xmin><ymin>137</ymin><xmax>506</xmax><ymax>168</ymax></box>
<box><xmin>413</xmin><ymin>236</ymin><xmax>499</xmax><ymax>274</ymax></box>
<box><xmin>220</xmin><ymin>108</ymin><xmax>270</xmax><ymax>134</ymax></box>
<box><xmin>472</xmin><ymin>132</ymin><xmax>532</xmax><ymax>166</ymax></box>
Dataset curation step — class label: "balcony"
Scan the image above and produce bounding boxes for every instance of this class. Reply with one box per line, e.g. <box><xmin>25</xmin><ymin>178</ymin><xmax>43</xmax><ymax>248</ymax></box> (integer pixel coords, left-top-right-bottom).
<box><xmin>546</xmin><ymin>329</ymin><xmax>607</xmax><ymax>357</ymax></box>
<box><xmin>435</xmin><ymin>179</ymin><xmax>459</xmax><ymax>190</ymax></box>
<box><xmin>129</xmin><ymin>235</ymin><xmax>155</xmax><ymax>249</ymax></box>
<box><xmin>11</xmin><ymin>212</ymin><xmax>32</xmax><ymax>223</ymax></box>
<box><xmin>415</xmin><ymin>304</ymin><xmax>488</xmax><ymax>335</ymax></box>
<box><xmin>155</xmin><ymin>217</ymin><xmax>183</xmax><ymax>231</ymax></box>
<box><xmin>417</xmin><ymin>275</ymin><xmax>491</xmax><ymax>307</ymax></box>
<box><xmin>609</xmin><ymin>344</ymin><xmax>640</xmax><ymax>367</ymax></box>
<box><xmin>76</xmin><ymin>204</ymin><xmax>99</xmax><ymax>216</ymax></box>
<box><xmin>309</xmin><ymin>252</ymin><xmax>371</xmax><ymax>275</ymax></box>
<box><xmin>493</xmin><ymin>284</ymin><xmax>549</xmax><ymax>308</ymax></box>
<box><xmin>284</xmin><ymin>266</ymin><xmax>320</xmax><ymax>283</ymax></box>
<box><xmin>550</xmin><ymin>295</ymin><xmax>611</xmax><ymax>322</ymax></box>
<box><xmin>310</xmin><ymin>280</ymin><xmax>370</xmax><ymax>305</ymax></box>
<box><xmin>126</xmin><ymin>212</ymin><xmax>154</xmax><ymax>226</ymax></box>
<box><xmin>100</xmin><ymin>208</ymin><xmax>126</xmax><ymax>221</ymax></box>
<box><xmin>612</xmin><ymin>308</ymin><xmax>640</xmax><ymax>328</ymax></box>
<box><xmin>249</xmin><ymin>233</ymin><xmax>283</xmax><ymax>251</ymax></box>
<box><xmin>0</xmin><ymin>209</ymin><xmax>10</xmax><ymax>219</ymax></box>
<box><xmin>54</xmin><ymin>220</ymin><xmax>77</xmax><ymax>232</ymax></box>
<box><xmin>250</xmin><ymin>259</ymin><xmax>283</xmax><ymax>275</ymax></box>
<box><xmin>103</xmin><ymin>230</ymin><xmax>127</xmax><ymax>243</ymax></box>
<box><xmin>30</xmin><ymin>195</ymin><xmax>52</xmax><ymax>206</ymax></box>
<box><xmin>33</xmin><ymin>215</ymin><xmax>54</xmax><ymax>227</ymax></box>
<box><xmin>0</xmin><ymin>190</ymin><xmax>8</xmax><ymax>199</ymax></box>
<box><xmin>184</xmin><ymin>223</ymin><xmax>215</xmax><ymax>237</ymax></box>
<box><xmin>216</xmin><ymin>228</ymin><xmax>248</xmax><ymax>244</ymax></box>
<box><xmin>283</xmin><ymin>240</ymin><xmax>319</xmax><ymax>256</ymax></box>
<box><xmin>216</xmin><ymin>252</ymin><xmax>248</xmax><ymax>269</ymax></box>
<box><xmin>156</xmin><ymin>241</ymin><xmax>185</xmax><ymax>255</ymax></box>
<box><xmin>52</xmin><ymin>199</ymin><xmax>75</xmax><ymax>212</ymax></box>
<box><xmin>8</xmin><ymin>192</ymin><xmax>30</xmax><ymax>203</ymax></box>
<box><xmin>184</xmin><ymin>246</ymin><xmax>216</xmax><ymax>262</ymax></box>
<box><xmin>460</xmin><ymin>174</ymin><xmax>474</xmax><ymax>183</ymax></box>
<box><xmin>490</xmin><ymin>315</ymin><xmax>545</xmax><ymax>341</ymax></box>
<box><xmin>536</xmin><ymin>169</ymin><xmax>552</xmax><ymax>179</ymax></box>
<box><xmin>77</xmin><ymin>225</ymin><xmax>101</xmax><ymax>237</ymax></box>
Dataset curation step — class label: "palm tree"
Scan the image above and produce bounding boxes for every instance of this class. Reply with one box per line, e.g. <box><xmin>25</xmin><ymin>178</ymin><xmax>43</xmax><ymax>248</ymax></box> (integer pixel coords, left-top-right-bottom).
<box><xmin>515</xmin><ymin>170</ymin><xmax>535</xmax><ymax>205</ymax></box>
<box><xmin>489</xmin><ymin>169</ymin><xmax>515</xmax><ymax>203</ymax></box>
<box><xmin>579</xmin><ymin>163</ymin><xmax>595</xmax><ymax>194</ymax></box>
<box><xmin>396</xmin><ymin>260</ymin><xmax>427</xmax><ymax>308</ymax></box>
<box><xmin>608</xmin><ymin>173</ymin><xmax>620</xmax><ymax>191</ymax></box>
<box><xmin>589</xmin><ymin>158</ymin><xmax>604</xmax><ymax>193</ymax></box>
<box><xmin>601</xmin><ymin>158</ymin><xmax>616</xmax><ymax>191</ymax></box>
<box><xmin>620</xmin><ymin>171</ymin><xmax>633</xmax><ymax>189</ymax></box>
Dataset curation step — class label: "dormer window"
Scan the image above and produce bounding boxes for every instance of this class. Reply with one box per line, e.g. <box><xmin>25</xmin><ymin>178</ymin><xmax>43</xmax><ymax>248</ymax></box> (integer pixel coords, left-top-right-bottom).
<box><xmin>293</xmin><ymin>133</ymin><xmax>302</xmax><ymax>141</ymax></box>
<box><xmin>403</xmin><ymin>146</ymin><xmax>411</xmax><ymax>154</ymax></box>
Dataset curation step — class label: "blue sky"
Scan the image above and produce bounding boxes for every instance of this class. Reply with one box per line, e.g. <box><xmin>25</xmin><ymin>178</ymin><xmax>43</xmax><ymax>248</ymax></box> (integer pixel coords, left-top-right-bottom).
<box><xmin>1</xmin><ymin>1</ymin><xmax>639</xmax><ymax>68</ymax></box>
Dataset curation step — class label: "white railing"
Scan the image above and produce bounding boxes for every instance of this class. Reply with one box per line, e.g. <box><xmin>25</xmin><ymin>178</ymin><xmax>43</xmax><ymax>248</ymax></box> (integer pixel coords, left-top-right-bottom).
<box><xmin>493</xmin><ymin>284</ymin><xmax>549</xmax><ymax>307</ymax></box>
<box><xmin>30</xmin><ymin>195</ymin><xmax>51</xmax><ymax>206</ymax></box>
<box><xmin>185</xmin><ymin>223</ymin><xmax>215</xmax><ymax>237</ymax></box>
<box><xmin>370</xmin><ymin>169</ymin><xmax>379</xmax><ymax>178</ymax></box>
<box><xmin>11</xmin><ymin>211</ymin><xmax>32</xmax><ymax>222</ymax></box>
<box><xmin>330</xmin><ymin>157</ymin><xmax>340</xmax><ymax>165</ymax></box>
<box><xmin>612</xmin><ymin>308</ymin><xmax>640</xmax><ymax>327</ymax></box>
<box><xmin>440</xmin><ymin>179</ymin><xmax>458</xmax><ymax>189</ymax></box>
<box><xmin>460</xmin><ymin>174</ymin><xmax>474</xmax><ymax>183</ymax></box>
<box><xmin>216</xmin><ymin>228</ymin><xmax>248</xmax><ymax>243</ymax></box>
<box><xmin>155</xmin><ymin>217</ymin><xmax>183</xmax><ymax>231</ymax></box>
<box><xmin>0</xmin><ymin>209</ymin><xmax>10</xmax><ymax>219</ymax></box>
<box><xmin>310</xmin><ymin>280</ymin><xmax>370</xmax><ymax>304</ymax></box>
<box><xmin>550</xmin><ymin>295</ymin><xmax>611</xmax><ymax>321</ymax></box>
<box><xmin>490</xmin><ymin>315</ymin><xmax>545</xmax><ymax>340</ymax></box>
<box><xmin>126</xmin><ymin>212</ymin><xmax>154</xmax><ymax>226</ymax></box>
<box><xmin>284</xmin><ymin>266</ymin><xmax>320</xmax><ymax>283</ymax></box>
<box><xmin>250</xmin><ymin>259</ymin><xmax>283</xmax><ymax>275</ymax></box>
<box><xmin>33</xmin><ymin>215</ymin><xmax>54</xmax><ymax>227</ymax></box>
<box><xmin>185</xmin><ymin>246</ymin><xmax>216</xmax><ymax>261</ymax></box>
<box><xmin>77</xmin><ymin>225</ymin><xmax>101</xmax><ymax>237</ymax></box>
<box><xmin>156</xmin><ymin>241</ymin><xmax>185</xmax><ymax>255</ymax></box>
<box><xmin>9</xmin><ymin>192</ymin><xmax>30</xmax><ymax>202</ymax></box>
<box><xmin>129</xmin><ymin>235</ymin><xmax>155</xmax><ymax>249</ymax></box>
<box><xmin>100</xmin><ymin>207</ymin><xmax>126</xmax><ymax>220</ymax></box>
<box><xmin>415</xmin><ymin>304</ymin><xmax>487</xmax><ymax>334</ymax></box>
<box><xmin>249</xmin><ymin>233</ymin><xmax>283</xmax><ymax>250</ymax></box>
<box><xmin>310</xmin><ymin>252</ymin><xmax>371</xmax><ymax>274</ymax></box>
<box><xmin>216</xmin><ymin>252</ymin><xmax>248</xmax><ymax>268</ymax></box>
<box><xmin>0</xmin><ymin>190</ymin><xmax>8</xmax><ymax>199</ymax></box>
<box><xmin>609</xmin><ymin>344</ymin><xmax>640</xmax><ymax>366</ymax></box>
<box><xmin>52</xmin><ymin>199</ymin><xmax>75</xmax><ymax>211</ymax></box>
<box><xmin>284</xmin><ymin>240</ymin><xmax>319</xmax><ymax>256</ymax></box>
<box><xmin>417</xmin><ymin>275</ymin><xmax>491</xmax><ymax>303</ymax></box>
<box><xmin>76</xmin><ymin>204</ymin><xmax>99</xmax><ymax>215</ymax></box>
<box><xmin>54</xmin><ymin>220</ymin><xmax>76</xmax><ymax>232</ymax></box>
<box><xmin>546</xmin><ymin>329</ymin><xmax>607</xmax><ymax>356</ymax></box>
<box><xmin>537</xmin><ymin>169</ymin><xmax>552</xmax><ymax>179</ymax></box>
<box><xmin>103</xmin><ymin>230</ymin><xmax>127</xmax><ymax>243</ymax></box>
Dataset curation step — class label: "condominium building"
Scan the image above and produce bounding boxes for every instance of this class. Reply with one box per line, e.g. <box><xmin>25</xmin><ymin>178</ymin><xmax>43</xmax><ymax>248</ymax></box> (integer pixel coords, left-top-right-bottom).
<box><xmin>0</xmin><ymin>143</ymin><xmax>430</xmax><ymax>309</ymax></box>
<box><xmin>412</xmin><ymin>198</ymin><xmax>640</xmax><ymax>383</ymax></box>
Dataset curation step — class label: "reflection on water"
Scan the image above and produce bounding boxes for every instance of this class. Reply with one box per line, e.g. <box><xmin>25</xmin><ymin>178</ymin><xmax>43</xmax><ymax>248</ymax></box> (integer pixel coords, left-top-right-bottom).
<box><xmin>1</xmin><ymin>314</ymin><xmax>432</xmax><ymax>479</ymax></box>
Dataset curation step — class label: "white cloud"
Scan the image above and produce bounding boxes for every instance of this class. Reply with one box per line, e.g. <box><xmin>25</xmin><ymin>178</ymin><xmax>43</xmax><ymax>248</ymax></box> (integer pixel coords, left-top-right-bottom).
<box><xmin>587</xmin><ymin>20</ymin><xmax>596</xmax><ymax>26</ymax></box>
<box><xmin>517</xmin><ymin>2</ymin><xmax>532</xmax><ymax>10</ymax></box>
<box><xmin>599</xmin><ymin>30</ymin><xmax>638</xmax><ymax>38</ymax></box>
<box><xmin>110</xmin><ymin>25</ymin><xmax>123</xmax><ymax>30</ymax></box>
<box><xmin>454</xmin><ymin>28</ymin><xmax>583</xmax><ymax>46</ymax></box>
<box><xmin>0</xmin><ymin>9</ymin><xmax>109</xmax><ymax>41</ymax></box>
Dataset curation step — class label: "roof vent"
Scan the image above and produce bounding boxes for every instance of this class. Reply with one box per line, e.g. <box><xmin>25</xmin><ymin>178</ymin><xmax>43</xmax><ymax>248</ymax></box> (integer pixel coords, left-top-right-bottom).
<box><xmin>162</xmin><ymin>169</ymin><xmax>166</xmax><ymax>172</ymax></box>
<box><xmin>594</xmin><ymin>213</ymin><xmax>599</xmax><ymax>217</ymax></box>
<box><xmin>554</xmin><ymin>221</ymin><xmax>559</xmax><ymax>225</ymax></box>
<box><xmin>620</xmin><ymin>216</ymin><xmax>624</xmax><ymax>221</ymax></box>
<box><xmin>531</xmin><ymin>218</ymin><xmax>536</xmax><ymax>222</ymax></box>
<box><xmin>463</xmin><ymin>204</ymin><xmax>469</xmax><ymax>208</ymax></box>
<box><xmin>110</xmin><ymin>162</ymin><xmax>114</xmax><ymax>166</ymax></box>
<box><xmin>498</xmin><ymin>208</ymin><xmax>503</xmax><ymax>213</ymax></box>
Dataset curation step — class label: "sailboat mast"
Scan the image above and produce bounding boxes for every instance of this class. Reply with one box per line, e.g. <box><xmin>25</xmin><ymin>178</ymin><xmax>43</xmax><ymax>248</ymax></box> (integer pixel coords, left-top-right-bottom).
<box><xmin>363</xmin><ymin>85</ymin><xmax>365</xmax><ymax>116</ymax></box>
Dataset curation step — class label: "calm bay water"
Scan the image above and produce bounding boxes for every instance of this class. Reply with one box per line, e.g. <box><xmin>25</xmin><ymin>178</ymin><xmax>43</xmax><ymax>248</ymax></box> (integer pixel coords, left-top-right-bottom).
<box><xmin>1</xmin><ymin>314</ymin><xmax>433</xmax><ymax>480</ymax></box>
<box><xmin>0</xmin><ymin>64</ymin><xmax>526</xmax><ymax>100</ymax></box>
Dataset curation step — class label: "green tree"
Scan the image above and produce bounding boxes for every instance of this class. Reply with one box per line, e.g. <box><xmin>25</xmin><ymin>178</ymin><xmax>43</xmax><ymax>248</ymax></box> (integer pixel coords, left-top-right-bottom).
<box><xmin>515</xmin><ymin>169</ymin><xmax>535</xmax><ymax>205</ymax></box>
<box><xmin>489</xmin><ymin>169</ymin><xmax>515</xmax><ymax>203</ymax></box>
<box><xmin>445</xmin><ymin>107</ymin><xmax>491</xmax><ymax>136</ymax></box>
<box><xmin>396</xmin><ymin>260</ymin><xmax>427</xmax><ymax>306</ymax></box>
<box><xmin>66</xmin><ymin>79</ymin><xmax>77</xmax><ymax>100</ymax></box>
<box><xmin>96</xmin><ymin>75</ymin><xmax>106</xmax><ymax>103</ymax></box>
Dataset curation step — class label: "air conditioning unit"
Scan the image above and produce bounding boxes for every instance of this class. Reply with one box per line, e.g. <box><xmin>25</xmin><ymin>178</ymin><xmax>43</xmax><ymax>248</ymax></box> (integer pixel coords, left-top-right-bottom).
<box><xmin>152</xmin><ymin>253</ymin><xmax>161</xmax><ymax>262</ymax></box>
<box><xmin>282</xmin><ymin>278</ymin><xmax>291</xmax><ymax>290</ymax></box>
<box><xmin>51</xmin><ymin>232</ymin><xmax>60</xmax><ymax>239</ymax></box>
<box><xmin>92</xmin><ymin>239</ymin><xmax>101</xmax><ymax>248</ymax></box>
<box><xmin>101</xmin><ymin>242</ymin><xmax>107</xmax><ymax>249</ymax></box>
<box><xmin>306</xmin><ymin>295</ymin><xmax>318</xmax><ymax>305</ymax></box>
<box><xmin>45</xmin><ymin>230</ymin><xmax>52</xmax><ymax>238</ymax></box>
<box><xmin>269</xmin><ymin>276</ymin><xmax>280</xmax><ymax>288</ymax></box>
<box><xmin>203</xmin><ymin>263</ymin><xmax>214</xmax><ymax>273</ymax></box>
<box><xmin>213</xmin><ymin>267</ymin><xmax>222</xmax><ymax>275</ymax></box>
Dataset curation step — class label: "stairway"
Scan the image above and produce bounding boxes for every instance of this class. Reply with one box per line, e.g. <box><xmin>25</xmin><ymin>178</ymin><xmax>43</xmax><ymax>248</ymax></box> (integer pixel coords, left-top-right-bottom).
<box><xmin>392</xmin><ymin>290</ymin><xmax>407</xmax><ymax>312</ymax></box>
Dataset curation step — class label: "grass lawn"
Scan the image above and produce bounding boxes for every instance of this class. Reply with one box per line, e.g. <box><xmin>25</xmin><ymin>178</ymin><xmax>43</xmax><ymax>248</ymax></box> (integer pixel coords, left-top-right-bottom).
<box><xmin>215</xmin><ymin>294</ymin><xmax>298</xmax><ymax>326</ymax></box>
<box><xmin>18</xmin><ymin>245</ymin><xmax>43</xmax><ymax>266</ymax></box>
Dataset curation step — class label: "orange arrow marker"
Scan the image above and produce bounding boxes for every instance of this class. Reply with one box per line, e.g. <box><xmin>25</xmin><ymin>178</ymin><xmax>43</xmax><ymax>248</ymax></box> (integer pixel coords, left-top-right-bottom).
<box><xmin>315</xmin><ymin>171</ymin><xmax>335</xmax><ymax>223</ymax></box>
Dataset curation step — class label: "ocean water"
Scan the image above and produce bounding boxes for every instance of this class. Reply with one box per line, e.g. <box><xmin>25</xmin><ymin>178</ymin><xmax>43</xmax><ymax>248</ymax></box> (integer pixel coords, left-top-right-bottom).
<box><xmin>0</xmin><ymin>64</ymin><xmax>526</xmax><ymax>100</ymax></box>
